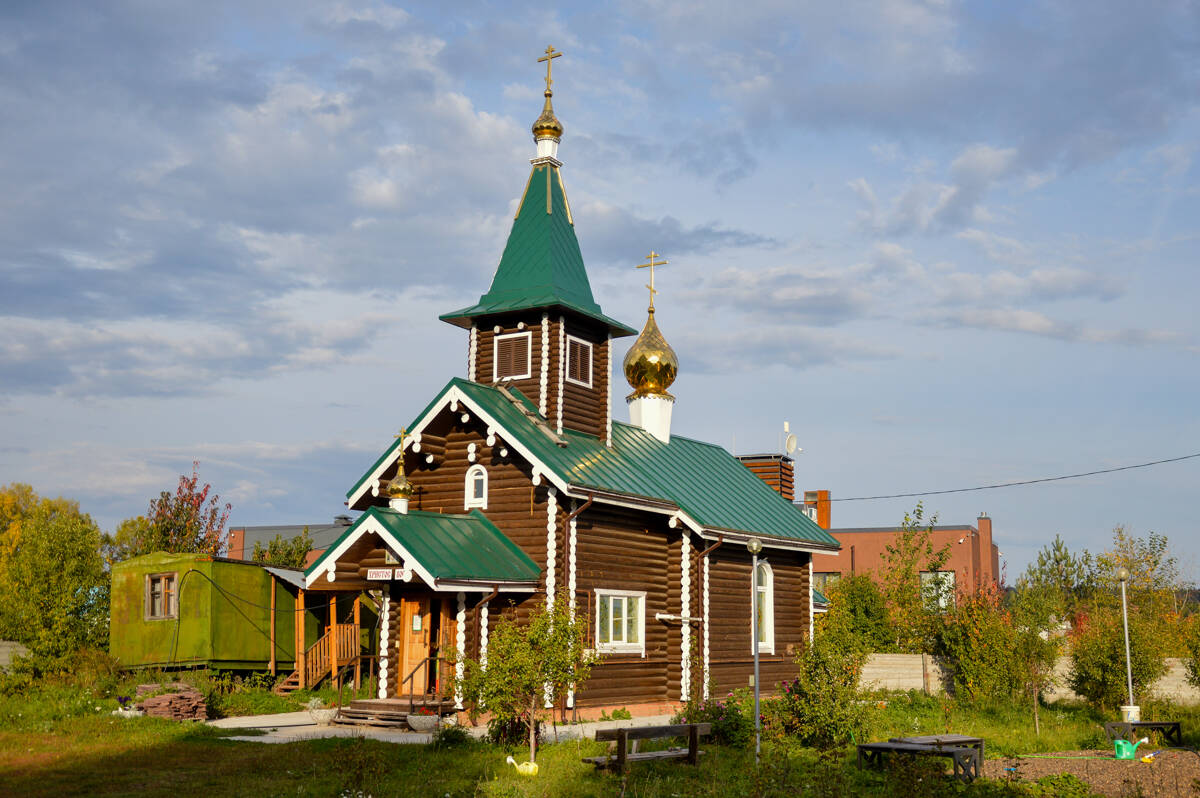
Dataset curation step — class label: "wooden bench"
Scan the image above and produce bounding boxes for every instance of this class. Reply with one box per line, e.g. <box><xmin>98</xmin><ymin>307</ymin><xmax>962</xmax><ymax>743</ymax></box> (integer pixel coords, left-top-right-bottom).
<box><xmin>1104</xmin><ymin>720</ymin><xmax>1182</xmax><ymax>746</ymax></box>
<box><xmin>583</xmin><ymin>723</ymin><xmax>712</xmax><ymax>771</ymax></box>
<box><xmin>857</xmin><ymin>741</ymin><xmax>982</xmax><ymax>783</ymax></box>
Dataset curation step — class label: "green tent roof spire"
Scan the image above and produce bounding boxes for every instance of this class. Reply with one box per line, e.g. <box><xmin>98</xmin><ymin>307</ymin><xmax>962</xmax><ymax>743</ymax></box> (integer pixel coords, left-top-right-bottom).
<box><xmin>441</xmin><ymin>54</ymin><xmax>634</xmax><ymax>337</ymax></box>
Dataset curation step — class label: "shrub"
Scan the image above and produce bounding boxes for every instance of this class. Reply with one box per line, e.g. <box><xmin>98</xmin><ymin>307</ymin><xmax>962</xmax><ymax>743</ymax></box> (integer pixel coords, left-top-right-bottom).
<box><xmin>820</xmin><ymin>574</ymin><xmax>892</xmax><ymax>652</ymax></box>
<box><xmin>486</xmin><ymin>714</ymin><xmax>542</xmax><ymax>748</ymax></box>
<box><xmin>1067</xmin><ymin>606</ymin><xmax>1166</xmax><ymax>709</ymax></box>
<box><xmin>430</xmin><ymin>722</ymin><xmax>473</xmax><ymax>750</ymax></box>
<box><xmin>937</xmin><ymin>586</ymin><xmax>1019</xmax><ymax>700</ymax></box>
<box><xmin>764</xmin><ymin>633</ymin><xmax>868</xmax><ymax>748</ymax></box>
<box><xmin>673</xmin><ymin>692</ymin><xmax>753</xmax><ymax>747</ymax></box>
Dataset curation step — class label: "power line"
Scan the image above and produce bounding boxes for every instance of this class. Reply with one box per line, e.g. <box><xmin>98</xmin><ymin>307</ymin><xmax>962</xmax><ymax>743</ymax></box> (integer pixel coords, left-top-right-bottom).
<box><xmin>830</xmin><ymin>452</ymin><xmax>1200</xmax><ymax>502</ymax></box>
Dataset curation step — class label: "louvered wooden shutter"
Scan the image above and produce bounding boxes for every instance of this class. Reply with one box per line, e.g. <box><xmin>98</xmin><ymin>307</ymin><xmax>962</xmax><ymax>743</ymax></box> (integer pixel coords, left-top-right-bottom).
<box><xmin>567</xmin><ymin>338</ymin><xmax>591</xmax><ymax>384</ymax></box>
<box><xmin>495</xmin><ymin>334</ymin><xmax>530</xmax><ymax>378</ymax></box>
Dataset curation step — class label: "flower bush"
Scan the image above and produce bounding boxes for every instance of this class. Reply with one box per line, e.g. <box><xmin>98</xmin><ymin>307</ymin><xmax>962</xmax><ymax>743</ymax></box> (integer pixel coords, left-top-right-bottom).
<box><xmin>673</xmin><ymin>692</ymin><xmax>753</xmax><ymax>747</ymax></box>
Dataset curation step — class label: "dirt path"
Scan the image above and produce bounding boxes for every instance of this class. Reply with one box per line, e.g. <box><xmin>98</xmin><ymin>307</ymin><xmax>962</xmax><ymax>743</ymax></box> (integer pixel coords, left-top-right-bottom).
<box><xmin>983</xmin><ymin>749</ymin><xmax>1200</xmax><ymax>797</ymax></box>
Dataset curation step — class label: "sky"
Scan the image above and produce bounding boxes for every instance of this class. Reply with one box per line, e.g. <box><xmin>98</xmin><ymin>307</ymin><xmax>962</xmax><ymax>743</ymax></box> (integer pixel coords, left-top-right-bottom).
<box><xmin>1</xmin><ymin>0</ymin><xmax>1198</xmax><ymax>579</ymax></box>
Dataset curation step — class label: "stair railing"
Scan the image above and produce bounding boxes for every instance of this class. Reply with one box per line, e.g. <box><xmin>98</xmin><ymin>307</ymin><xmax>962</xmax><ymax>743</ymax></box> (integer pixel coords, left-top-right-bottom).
<box><xmin>400</xmin><ymin>656</ymin><xmax>444</xmax><ymax>714</ymax></box>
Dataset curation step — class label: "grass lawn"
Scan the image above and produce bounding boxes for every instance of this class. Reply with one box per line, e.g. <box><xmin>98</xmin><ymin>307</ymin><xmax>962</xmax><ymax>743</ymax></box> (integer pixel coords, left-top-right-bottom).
<box><xmin>3</xmin><ymin>686</ymin><xmax>1199</xmax><ymax>797</ymax></box>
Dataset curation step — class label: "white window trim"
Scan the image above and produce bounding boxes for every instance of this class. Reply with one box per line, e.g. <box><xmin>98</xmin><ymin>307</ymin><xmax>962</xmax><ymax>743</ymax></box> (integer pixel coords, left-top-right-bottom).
<box><xmin>464</xmin><ymin>464</ymin><xmax>488</xmax><ymax>510</ymax></box>
<box><xmin>921</xmin><ymin>570</ymin><xmax>956</xmax><ymax>612</ymax></box>
<box><xmin>145</xmin><ymin>571</ymin><xmax>178</xmax><ymax>621</ymax></box>
<box><xmin>565</xmin><ymin>334</ymin><xmax>593</xmax><ymax>388</ymax></box>
<box><xmin>493</xmin><ymin>331</ymin><xmax>532</xmax><ymax>381</ymax></box>
<box><xmin>753</xmin><ymin>562</ymin><xmax>775</xmax><ymax>655</ymax></box>
<box><xmin>594</xmin><ymin>588</ymin><xmax>646</xmax><ymax>657</ymax></box>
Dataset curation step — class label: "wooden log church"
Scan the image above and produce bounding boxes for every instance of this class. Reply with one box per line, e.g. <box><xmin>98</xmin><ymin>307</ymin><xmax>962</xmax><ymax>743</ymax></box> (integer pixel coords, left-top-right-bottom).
<box><xmin>302</xmin><ymin>48</ymin><xmax>840</xmax><ymax>716</ymax></box>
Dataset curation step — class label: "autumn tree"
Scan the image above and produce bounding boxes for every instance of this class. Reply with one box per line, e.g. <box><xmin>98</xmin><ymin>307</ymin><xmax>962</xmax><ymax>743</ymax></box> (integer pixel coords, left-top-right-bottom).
<box><xmin>103</xmin><ymin>463</ymin><xmax>232</xmax><ymax>560</ymax></box>
<box><xmin>0</xmin><ymin>485</ymin><xmax>108</xmax><ymax>673</ymax></box>
<box><xmin>880</xmin><ymin>502</ymin><xmax>950</xmax><ymax>652</ymax></box>
<box><xmin>1017</xmin><ymin>534</ymin><xmax>1089</xmax><ymax>618</ymax></box>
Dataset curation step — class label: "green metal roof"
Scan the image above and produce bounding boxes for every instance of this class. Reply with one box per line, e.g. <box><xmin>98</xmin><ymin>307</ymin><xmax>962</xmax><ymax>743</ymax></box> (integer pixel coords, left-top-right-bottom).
<box><xmin>350</xmin><ymin>378</ymin><xmax>839</xmax><ymax>549</ymax></box>
<box><xmin>813</xmin><ymin>588</ymin><xmax>829</xmax><ymax>606</ymax></box>
<box><xmin>441</xmin><ymin>164</ymin><xmax>635</xmax><ymax>337</ymax></box>
<box><xmin>306</xmin><ymin>506</ymin><xmax>540</xmax><ymax>585</ymax></box>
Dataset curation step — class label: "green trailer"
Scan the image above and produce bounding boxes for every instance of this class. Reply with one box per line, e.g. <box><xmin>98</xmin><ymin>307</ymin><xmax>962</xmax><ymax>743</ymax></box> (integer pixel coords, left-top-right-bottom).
<box><xmin>110</xmin><ymin>552</ymin><xmax>373</xmax><ymax>683</ymax></box>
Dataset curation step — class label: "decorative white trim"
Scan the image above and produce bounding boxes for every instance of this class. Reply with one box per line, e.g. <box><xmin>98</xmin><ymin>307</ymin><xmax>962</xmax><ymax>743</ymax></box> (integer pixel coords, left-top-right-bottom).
<box><xmin>680</xmin><ymin>533</ymin><xmax>692</xmax><ymax>701</ymax></box>
<box><xmin>467</xmin><ymin>442</ymin><xmax>477</xmax><ymax>463</ymax></box>
<box><xmin>545</xmin><ymin>487</ymin><xmax>557</xmax><ymax>608</ymax></box>
<box><xmin>565</xmin><ymin>334</ymin><xmax>593</xmax><ymax>389</ymax></box>
<box><xmin>556</xmin><ymin>316</ymin><xmax>565</xmax><ymax>435</ymax></box>
<box><xmin>605</xmin><ymin>334</ymin><xmax>613</xmax><ymax>447</ymax></box>
<box><xmin>539</xmin><ymin>314</ymin><xmax>550</xmax><ymax>416</ymax></box>
<box><xmin>702</xmin><ymin>554</ymin><xmax>710</xmax><ymax>699</ymax></box>
<box><xmin>455</xmin><ymin>592</ymin><xmax>466</xmax><ymax>709</ymax></box>
<box><xmin>480</xmin><ymin>600</ymin><xmax>490</xmax><ymax>669</ymax></box>
<box><xmin>808</xmin><ymin>558</ymin><xmax>815</xmax><ymax>642</ymax></box>
<box><xmin>468</xmin><ymin>325</ymin><xmax>477</xmax><ymax>382</ymax></box>
<box><xmin>464</xmin><ymin>464</ymin><xmax>487</xmax><ymax>510</ymax></box>
<box><xmin>568</xmin><ymin>502</ymin><xmax>578</xmax><ymax>613</ymax></box>
<box><xmin>378</xmin><ymin>586</ymin><xmax>390</xmax><ymax>699</ymax></box>
<box><xmin>493</xmin><ymin>331</ymin><xmax>533</xmax><ymax>381</ymax></box>
<box><xmin>594</xmin><ymin>588</ymin><xmax>647</xmax><ymax>657</ymax></box>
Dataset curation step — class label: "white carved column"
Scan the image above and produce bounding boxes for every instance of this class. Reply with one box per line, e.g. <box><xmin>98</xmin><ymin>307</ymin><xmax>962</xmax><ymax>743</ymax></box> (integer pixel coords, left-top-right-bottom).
<box><xmin>378</xmin><ymin>585</ymin><xmax>390</xmax><ymax>699</ymax></box>
<box><xmin>455</xmin><ymin>591</ymin><xmax>466</xmax><ymax>710</ymax></box>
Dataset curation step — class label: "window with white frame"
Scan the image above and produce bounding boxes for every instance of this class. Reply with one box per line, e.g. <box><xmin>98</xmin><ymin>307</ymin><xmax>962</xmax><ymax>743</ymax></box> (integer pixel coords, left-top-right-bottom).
<box><xmin>493</xmin><ymin>331</ymin><xmax>532</xmax><ymax>380</ymax></box>
<box><xmin>920</xmin><ymin>570</ymin><xmax>956</xmax><ymax>612</ymax></box>
<box><xmin>754</xmin><ymin>563</ymin><xmax>775</xmax><ymax>654</ymax></box>
<box><xmin>464</xmin><ymin>464</ymin><xmax>488</xmax><ymax>510</ymax></box>
<box><xmin>595</xmin><ymin>589</ymin><xmax>645</xmax><ymax>656</ymax></box>
<box><xmin>146</xmin><ymin>572</ymin><xmax>178</xmax><ymax>620</ymax></box>
<box><xmin>565</xmin><ymin>335</ymin><xmax>593</xmax><ymax>388</ymax></box>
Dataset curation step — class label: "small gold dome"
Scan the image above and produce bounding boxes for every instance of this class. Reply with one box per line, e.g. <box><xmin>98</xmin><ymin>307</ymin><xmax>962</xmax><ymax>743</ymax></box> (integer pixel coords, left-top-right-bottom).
<box><xmin>623</xmin><ymin>308</ymin><xmax>678</xmax><ymax>398</ymax></box>
<box><xmin>532</xmin><ymin>90</ymin><xmax>564</xmax><ymax>140</ymax></box>
<box><xmin>387</xmin><ymin>467</ymin><xmax>414</xmax><ymax>499</ymax></box>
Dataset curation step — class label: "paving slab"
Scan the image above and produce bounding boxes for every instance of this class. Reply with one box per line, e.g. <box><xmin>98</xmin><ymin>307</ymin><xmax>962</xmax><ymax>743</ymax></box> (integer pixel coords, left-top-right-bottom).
<box><xmin>207</xmin><ymin>711</ymin><xmax>677</xmax><ymax>746</ymax></box>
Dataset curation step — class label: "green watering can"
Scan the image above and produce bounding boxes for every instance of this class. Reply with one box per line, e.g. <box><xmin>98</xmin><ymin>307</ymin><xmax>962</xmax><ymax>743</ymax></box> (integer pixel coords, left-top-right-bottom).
<box><xmin>1113</xmin><ymin>737</ymin><xmax>1149</xmax><ymax>760</ymax></box>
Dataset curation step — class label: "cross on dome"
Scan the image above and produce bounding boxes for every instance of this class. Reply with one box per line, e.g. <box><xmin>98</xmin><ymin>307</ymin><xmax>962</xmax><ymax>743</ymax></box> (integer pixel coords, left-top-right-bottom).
<box><xmin>636</xmin><ymin>251</ymin><xmax>668</xmax><ymax>311</ymax></box>
<box><xmin>537</xmin><ymin>45</ymin><xmax>563</xmax><ymax>93</ymax></box>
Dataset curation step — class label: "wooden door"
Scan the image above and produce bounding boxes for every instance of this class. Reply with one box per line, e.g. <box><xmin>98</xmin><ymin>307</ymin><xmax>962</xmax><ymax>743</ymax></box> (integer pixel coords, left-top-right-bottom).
<box><xmin>398</xmin><ymin>596</ymin><xmax>431</xmax><ymax>695</ymax></box>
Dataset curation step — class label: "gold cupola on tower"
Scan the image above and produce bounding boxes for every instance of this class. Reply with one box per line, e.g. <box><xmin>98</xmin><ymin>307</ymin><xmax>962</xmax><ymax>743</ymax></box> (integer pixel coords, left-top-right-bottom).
<box><xmin>387</xmin><ymin>428</ymin><xmax>415</xmax><ymax>513</ymax></box>
<box><xmin>532</xmin><ymin>45</ymin><xmax>565</xmax><ymax>160</ymax></box>
<box><xmin>624</xmin><ymin>252</ymin><xmax>677</xmax><ymax>443</ymax></box>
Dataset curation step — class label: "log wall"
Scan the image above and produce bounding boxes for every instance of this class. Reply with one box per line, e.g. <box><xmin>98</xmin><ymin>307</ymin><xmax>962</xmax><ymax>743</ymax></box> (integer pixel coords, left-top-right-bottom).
<box><xmin>705</xmin><ymin>547</ymin><xmax>811</xmax><ymax>696</ymax></box>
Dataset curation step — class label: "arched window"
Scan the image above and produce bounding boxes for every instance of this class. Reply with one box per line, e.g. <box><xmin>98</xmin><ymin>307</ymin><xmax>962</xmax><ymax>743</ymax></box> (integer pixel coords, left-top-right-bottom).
<box><xmin>754</xmin><ymin>562</ymin><xmax>774</xmax><ymax>654</ymax></box>
<box><xmin>464</xmin><ymin>464</ymin><xmax>487</xmax><ymax>510</ymax></box>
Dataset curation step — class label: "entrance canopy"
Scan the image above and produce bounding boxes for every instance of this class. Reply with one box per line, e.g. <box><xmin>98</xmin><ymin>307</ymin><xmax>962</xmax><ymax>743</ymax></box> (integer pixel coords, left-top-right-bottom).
<box><xmin>304</xmin><ymin>506</ymin><xmax>540</xmax><ymax>592</ymax></box>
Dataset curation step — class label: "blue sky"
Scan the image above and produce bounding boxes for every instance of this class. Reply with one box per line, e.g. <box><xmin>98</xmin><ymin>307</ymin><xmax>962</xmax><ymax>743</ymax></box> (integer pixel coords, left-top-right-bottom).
<box><xmin>2</xmin><ymin>0</ymin><xmax>1198</xmax><ymax>578</ymax></box>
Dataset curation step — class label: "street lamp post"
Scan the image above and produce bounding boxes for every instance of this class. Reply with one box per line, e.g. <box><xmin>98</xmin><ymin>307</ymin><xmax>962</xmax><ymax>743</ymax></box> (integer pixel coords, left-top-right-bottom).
<box><xmin>747</xmin><ymin>536</ymin><xmax>763</xmax><ymax>761</ymax></box>
<box><xmin>1117</xmin><ymin>566</ymin><xmax>1135</xmax><ymax>714</ymax></box>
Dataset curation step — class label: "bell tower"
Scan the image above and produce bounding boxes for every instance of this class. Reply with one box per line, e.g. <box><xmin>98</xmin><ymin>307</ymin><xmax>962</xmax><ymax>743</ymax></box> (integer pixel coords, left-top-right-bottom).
<box><xmin>439</xmin><ymin>47</ymin><xmax>635</xmax><ymax>443</ymax></box>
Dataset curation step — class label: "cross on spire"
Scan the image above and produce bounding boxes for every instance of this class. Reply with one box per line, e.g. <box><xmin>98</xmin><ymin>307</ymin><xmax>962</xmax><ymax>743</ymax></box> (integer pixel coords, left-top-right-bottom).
<box><xmin>537</xmin><ymin>45</ymin><xmax>563</xmax><ymax>93</ymax></box>
<box><xmin>636</xmin><ymin>251</ymin><xmax>669</xmax><ymax>310</ymax></box>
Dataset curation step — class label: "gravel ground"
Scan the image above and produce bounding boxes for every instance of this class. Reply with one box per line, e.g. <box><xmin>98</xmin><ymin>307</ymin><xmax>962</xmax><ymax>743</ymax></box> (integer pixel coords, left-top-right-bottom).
<box><xmin>983</xmin><ymin>749</ymin><xmax>1200</xmax><ymax>797</ymax></box>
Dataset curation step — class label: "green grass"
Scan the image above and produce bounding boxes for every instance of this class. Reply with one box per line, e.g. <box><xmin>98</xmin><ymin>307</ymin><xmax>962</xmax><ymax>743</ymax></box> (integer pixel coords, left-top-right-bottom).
<box><xmin>3</xmin><ymin>684</ymin><xmax>1196</xmax><ymax>797</ymax></box>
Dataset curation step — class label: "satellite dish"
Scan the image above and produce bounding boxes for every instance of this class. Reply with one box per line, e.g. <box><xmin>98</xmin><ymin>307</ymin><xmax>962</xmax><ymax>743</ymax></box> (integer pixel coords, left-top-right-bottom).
<box><xmin>784</xmin><ymin>433</ymin><xmax>798</xmax><ymax>455</ymax></box>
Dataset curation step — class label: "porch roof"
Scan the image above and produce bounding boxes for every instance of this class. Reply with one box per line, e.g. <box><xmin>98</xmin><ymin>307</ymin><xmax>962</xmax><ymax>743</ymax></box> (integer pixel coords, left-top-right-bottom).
<box><xmin>305</xmin><ymin>506</ymin><xmax>540</xmax><ymax>589</ymax></box>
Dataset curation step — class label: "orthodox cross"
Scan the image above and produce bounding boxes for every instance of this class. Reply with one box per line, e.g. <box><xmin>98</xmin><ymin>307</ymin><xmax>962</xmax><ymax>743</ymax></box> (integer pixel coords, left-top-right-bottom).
<box><xmin>394</xmin><ymin>427</ymin><xmax>408</xmax><ymax>472</ymax></box>
<box><xmin>637</xmin><ymin>251</ymin><xmax>668</xmax><ymax>310</ymax></box>
<box><xmin>538</xmin><ymin>45</ymin><xmax>563</xmax><ymax>92</ymax></box>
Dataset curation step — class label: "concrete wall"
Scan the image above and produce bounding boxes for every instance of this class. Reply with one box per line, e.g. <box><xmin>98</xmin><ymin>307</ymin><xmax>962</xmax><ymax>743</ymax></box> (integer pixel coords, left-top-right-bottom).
<box><xmin>0</xmin><ymin>641</ymin><xmax>29</xmax><ymax>671</ymax></box>
<box><xmin>860</xmin><ymin>654</ymin><xmax>1200</xmax><ymax>705</ymax></box>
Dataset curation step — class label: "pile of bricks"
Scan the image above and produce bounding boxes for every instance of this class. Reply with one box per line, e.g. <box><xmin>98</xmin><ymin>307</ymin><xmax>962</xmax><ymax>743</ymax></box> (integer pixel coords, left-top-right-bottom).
<box><xmin>136</xmin><ymin>683</ymin><xmax>208</xmax><ymax>721</ymax></box>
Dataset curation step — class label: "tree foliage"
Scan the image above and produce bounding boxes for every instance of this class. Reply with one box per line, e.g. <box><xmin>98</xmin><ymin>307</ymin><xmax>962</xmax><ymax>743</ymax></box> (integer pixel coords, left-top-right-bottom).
<box><xmin>252</xmin><ymin>528</ymin><xmax>313</xmax><ymax>570</ymax></box>
<box><xmin>1067</xmin><ymin>607</ymin><xmax>1167</xmax><ymax>710</ymax></box>
<box><xmin>456</xmin><ymin>592</ymin><xmax>595</xmax><ymax>763</ymax></box>
<box><xmin>880</xmin><ymin>503</ymin><xmax>949</xmax><ymax>653</ymax></box>
<box><xmin>1017</xmin><ymin>534</ymin><xmax>1089</xmax><ymax>618</ymax></box>
<box><xmin>102</xmin><ymin>463</ymin><xmax>231</xmax><ymax>561</ymax></box>
<box><xmin>0</xmin><ymin>485</ymin><xmax>108</xmax><ymax>674</ymax></box>
<box><xmin>818</xmin><ymin>574</ymin><xmax>891</xmax><ymax>652</ymax></box>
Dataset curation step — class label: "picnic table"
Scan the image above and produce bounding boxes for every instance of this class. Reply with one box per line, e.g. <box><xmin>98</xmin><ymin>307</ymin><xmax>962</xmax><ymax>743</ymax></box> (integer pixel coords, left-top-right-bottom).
<box><xmin>1104</xmin><ymin>720</ymin><xmax>1182</xmax><ymax>746</ymax></box>
<box><xmin>858</xmin><ymin>734</ymin><xmax>985</xmax><ymax>783</ymax></box>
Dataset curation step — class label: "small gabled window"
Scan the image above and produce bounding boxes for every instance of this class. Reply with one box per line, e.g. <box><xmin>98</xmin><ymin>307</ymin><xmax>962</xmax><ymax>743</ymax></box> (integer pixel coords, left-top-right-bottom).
<box><xmin>464</xmin><ymin>464</ymin><xmax>488</xmax><ymax>510</ymax></box>
<box><xmin>494</xmin><ymin>332</ymin><xmax>532</xmax><ymax>381</ymax></box>
<box><xmin>566</xmin><ymin>335</ymin><xmax>593</xmax><ymax>388</ymax></box>
<box><xmin>146</xmin><ymin>572</ymin><xmax>178</xmax><ymax>620</ymax></box>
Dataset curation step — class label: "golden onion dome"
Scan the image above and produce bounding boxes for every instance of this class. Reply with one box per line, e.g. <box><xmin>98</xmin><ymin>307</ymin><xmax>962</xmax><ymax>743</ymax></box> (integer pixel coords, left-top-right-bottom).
<box><xmin>531</xmin><ymin>90</ymin><xmax>564</xmax><ymax>140</ymax></box>
<box><xmin>387</xmin><ymin>466</ymin><xmax>414</xmax><ymax>499</ymax></box>
<box><xmin>623</xmin><ymin>308</ymin><xmax>678</xmax><ymax>398</ymax></box>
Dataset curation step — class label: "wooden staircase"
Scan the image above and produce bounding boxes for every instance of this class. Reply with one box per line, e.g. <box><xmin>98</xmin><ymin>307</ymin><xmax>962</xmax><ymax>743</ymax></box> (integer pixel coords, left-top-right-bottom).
<box><xmin>274</xmin><ymin>625</ymin><xmax>361</xmax><ymax>695</ymax></box>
